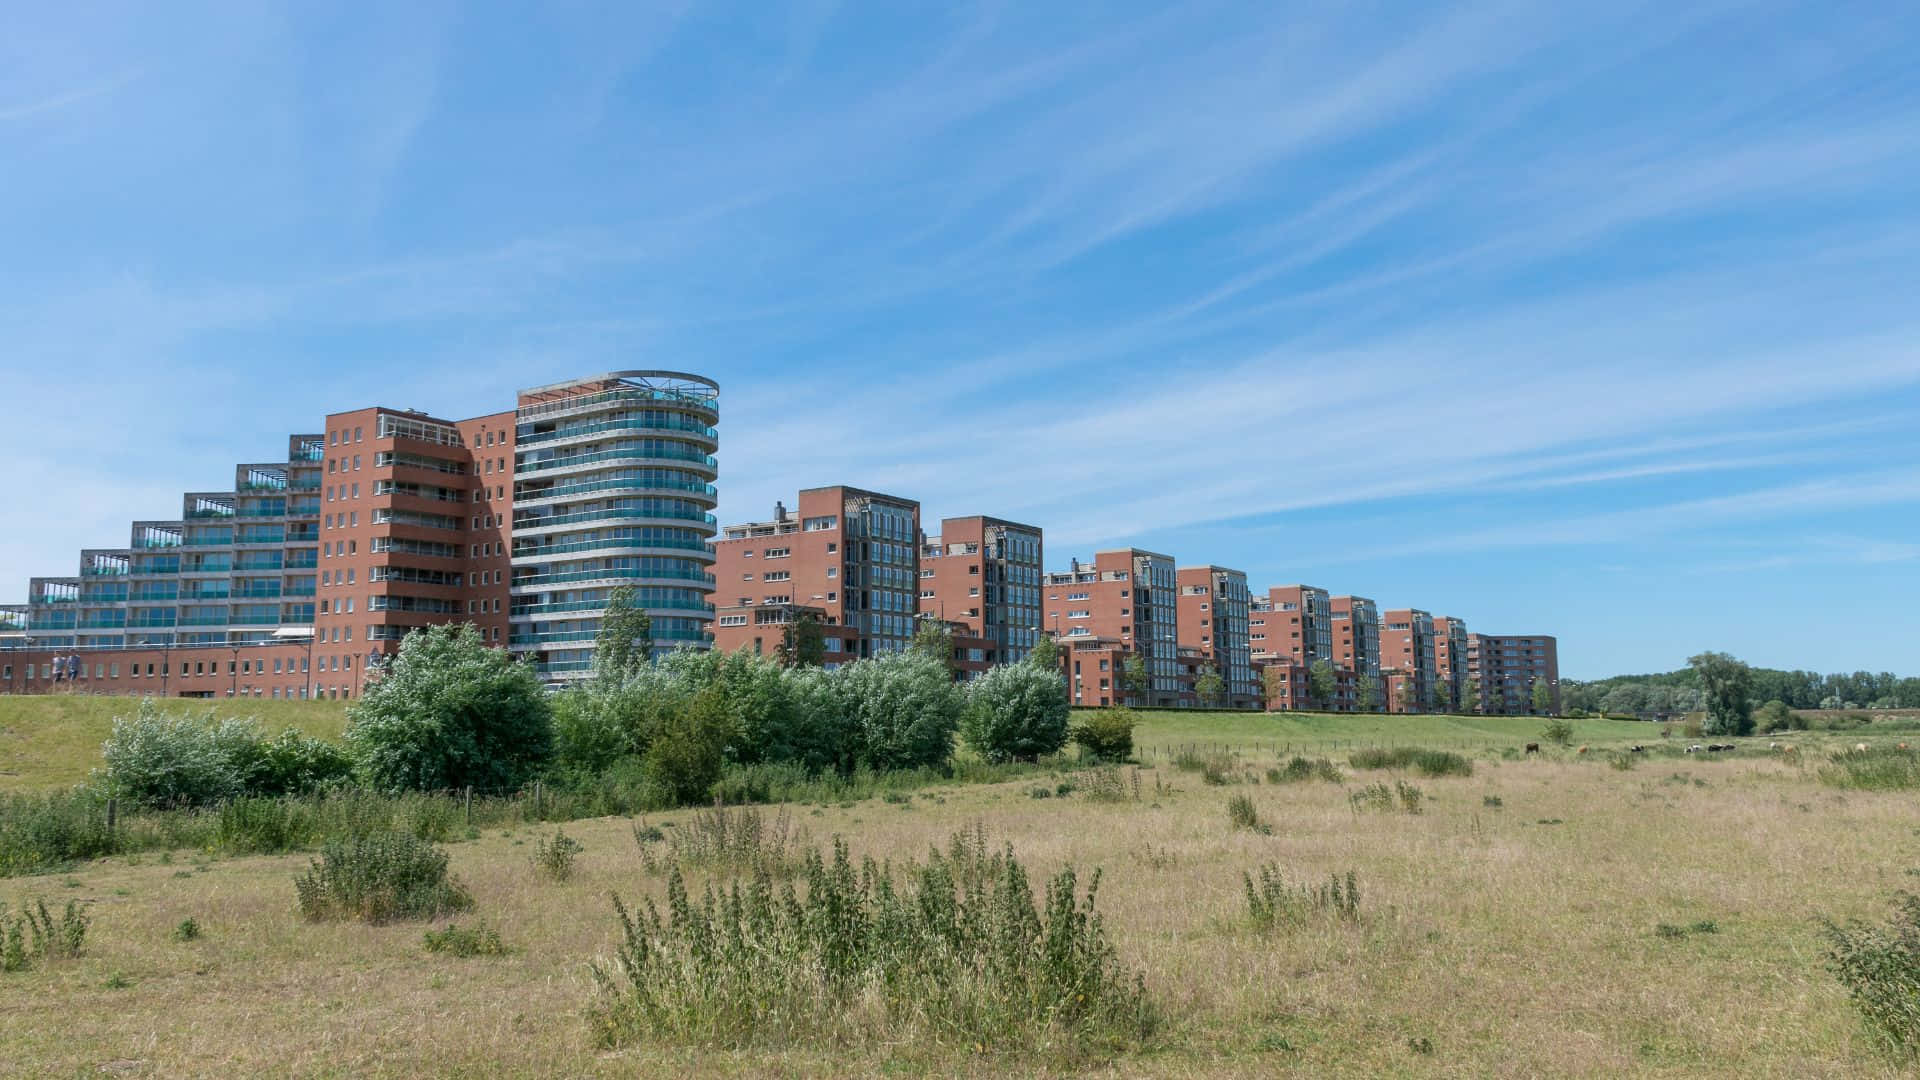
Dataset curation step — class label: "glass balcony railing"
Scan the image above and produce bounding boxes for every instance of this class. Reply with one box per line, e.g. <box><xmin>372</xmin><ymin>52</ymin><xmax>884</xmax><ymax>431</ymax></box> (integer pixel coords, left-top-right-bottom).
<box><xmin>515</xmin><ymin>445</ymin><xmax>717</xmax><ymax>475</ymax></box>
<box><xmin>517</xmin><ymin>477</ymin><xmax>718</xmax><ymax>502</ymax></box>
<box><xmin>513</xmin><ymin>508</ymin><xmax>716</xmax><ymax>531</ymax></box>
<box><xmin>514</xmin><ymin>386</ymin><xmax>717</xmax><ymax>423</ymax></box>
<box><xmin>81</xmin><ymin>567</ymin><xmax>130</xmax><ymax>576</ymax></box>
<box><xmin>512</xmin><ymin>626</ymin><xmax>710</xmax><ymax>648</ymax></box>
<box><xmin>186</xmin><ymin>535</ymin><xmax>234</xmax><ymax>546</ymax></box>
<box><xmin>510</xmin><ymin>567</ymin><xmax>716</xmax><ymax>589</ymax></box>
<box><xmin>515</xmin><ymin>416</ymin><xmax>718</xmax><ymax>447</ymax></box>
<box><xmin>512</xmin><ymin>534</ymin><xmax>711</xmax><ymax>558</ymax></box>
<box><xmin>177</xmin><ymin>616</ymin><xmax>231</xmax><ymax>626</ymax></box>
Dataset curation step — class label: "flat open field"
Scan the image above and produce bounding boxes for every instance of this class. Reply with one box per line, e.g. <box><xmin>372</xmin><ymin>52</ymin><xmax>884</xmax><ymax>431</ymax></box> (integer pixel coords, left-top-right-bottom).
<box><xmin>0</xmin><ymin>695</ymin><xmax>350</xmax><ymax>791</ymax></box>
<box><xmin>1128</xmin><ymin>708</ymin><xmax>1658</xmax><ymax>757</ymax></box>
<box><xmin>3</xmin><ymin>742</ymin><xmax>1913</xmax><ymax>1077</ymax></box>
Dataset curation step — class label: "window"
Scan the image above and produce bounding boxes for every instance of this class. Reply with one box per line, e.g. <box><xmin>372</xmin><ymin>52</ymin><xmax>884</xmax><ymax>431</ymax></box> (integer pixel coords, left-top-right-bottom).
<box><xmin>353</xmin><ymin>455</ymin><xmax>361</xmax><ymax>470</ymax></box>
<box><xmin>804</xmin><ymin>515</ymin><xmax>836</xmax><ymax>531</ymax></box>
<box><xmin>354</xmin><ymin>426</ymin><xmax>363</xmax><ymax>442</ymax></box>
<box><xmin>765</xmin><ymin>547</ymin><xmax>790</xmax><ymax>559</ymax></box>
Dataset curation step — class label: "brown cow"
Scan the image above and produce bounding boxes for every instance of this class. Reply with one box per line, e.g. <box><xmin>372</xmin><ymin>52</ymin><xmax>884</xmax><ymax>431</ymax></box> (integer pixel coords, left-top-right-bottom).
<box><xmin>1524</xmin><ymin>743</ymin><xmax>1540</xmax><ymax>754</ymax></box>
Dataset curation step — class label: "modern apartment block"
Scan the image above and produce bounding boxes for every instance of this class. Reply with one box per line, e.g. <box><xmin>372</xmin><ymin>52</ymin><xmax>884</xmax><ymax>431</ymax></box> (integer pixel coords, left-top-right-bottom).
<box><xmin>1378</xmin><ymin>608</ymin><xmax>1437</xmax><ymax>713</ymax></box>
<box><xmin>1432</xmin><ymin>615</ymin><xmax>1469</xmax><ymax>711</ymax></box>
<box><xmin>710</xmin><ymin>486</ymin><xmax>920</xmax><ymax>663</ymax></box>
<box><xmin>3</xmin><ymin>371</ymin><xmax>720</xmax><ymax>698</ymax></box>
<box><xmin>1329</xmin><ymin>594</ymin><xmax>1381</xmax><ymax>679</ymax></box>
<box><xmin>1467</xmin><ymin>633</ymin><xmax>1561</xmax><ymax>715</ymax></box>
<box><xmin>507</xmin><ymin>373</ymin><xmax>721</xmax><ymax>680</ymax></box>
<box><xmin>1043</xmin><ymin>549</ymin><xmax>1178</xmax><ymax>706</ymax></box>
<box><xmin>1248</xmin><ymin>584</ymin><xmax>1332</xmax><ymax>668</ymax></box>
<box><xmin>1175</xmin><ymin>565</ymin><xmax>1258</xmax><ymax>708</ymax></box>
<box><xmin>918</xmin><ymin>515</ymin><xmax>1044</xmax><ymax>666</ymax></box>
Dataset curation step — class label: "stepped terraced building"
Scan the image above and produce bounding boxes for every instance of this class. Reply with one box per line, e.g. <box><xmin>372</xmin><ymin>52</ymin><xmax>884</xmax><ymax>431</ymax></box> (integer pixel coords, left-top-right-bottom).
<box><xmin>1</xmin><ymin>371</ymin><xmax>719</xmax><ymax>699</ymax></box>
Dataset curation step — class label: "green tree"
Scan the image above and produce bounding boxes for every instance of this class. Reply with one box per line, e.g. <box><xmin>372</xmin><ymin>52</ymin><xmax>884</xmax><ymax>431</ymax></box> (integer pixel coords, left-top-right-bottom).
<box><xmin>1025</xmin><ymin>634</ymin><xmax>1060</xmax><ymax>672</ymax></box>
<box><xmin>346</xmin><ymin>623</ymin><xmax>552</xmax><ymax>792</ymax></box>
<box><xmin>1262</xmin><ymin>665</ymin><xmax>1289</xmax><ymax>710</ymax></box>
<box><xmin>1358</xmin><ymin>674</ymin><xmax>1380</xmax><ymax>713</ymax></box>
<box><xmin>1542</xmin><ymin>716</ymin><xmax>1574</xmax><ymax>746</ymax></box>
<box><xmin>1121</xmin><ymin>654</ymin><xmax>1151</xmax><ymax>706</ymax></box>
<box><xmin>910</xmin><ymin>618</ymin><xmax>957</xmax><ymax>678</ymax></box>
<box><xmin>1396</xmin><ymin>676</ymin><xmax>1419</xmax><ymax>713</ymax></box>
<box><xmin>644</xmin><ymin>682</ymin><xmax>733</xmax><ymax>805</ymax></box>
<box><xmin>1308</xmin><ymin>659</ymin><xmax>1336</xmax><ymax>711</ymax></box>
<box><xmin>1690</xmin><ymin>651</ymin><xmax>1754</xmax><ymax>736</ymax></box>
<box><xmin>1428</xmin><ymin>679</ymin><xmax>1448</xmax><ymax>713</ymax></box>
<box><xmin>777</xmin><ymin>609</ymin><xmax>826</xmax><ymax>668</ymax></box>
<box><xmin>960</xmin><ymin>662</ymin><xmax>1070</xmax><ymax>762</ymax></box>
<box><xmin>592</xmin><ymin>585</ymin><xmax>653</xmax><ymax>681</ymax></box>
<box><xmin>1194</xmin><ymin>664</ymin><xmax>1225</xmax><ymax>708</ymax></box>
<box><xmin>1464</xmin><ymin>677</ymin><xmax>1481</xmax><ymax>715</ymax></box>
<box><xmin>1530</xmin><ymin>678</ymin><xmax>1554</xmax><ymax>716</ymax></box>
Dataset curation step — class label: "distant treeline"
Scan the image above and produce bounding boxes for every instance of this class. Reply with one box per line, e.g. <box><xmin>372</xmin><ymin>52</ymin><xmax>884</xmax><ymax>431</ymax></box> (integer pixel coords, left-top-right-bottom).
<box><xmin>1565</xmin><ymin>668</ymin><xmax>1920</xmax><ymax>716</ymax></box>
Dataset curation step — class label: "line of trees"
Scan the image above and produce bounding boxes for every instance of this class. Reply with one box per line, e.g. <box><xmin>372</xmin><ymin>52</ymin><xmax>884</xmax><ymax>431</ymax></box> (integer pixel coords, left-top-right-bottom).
<box><xmin>1564</xmin><ymin>662</ymin><xmax>1920</xmax><ymax>717</ymax></box>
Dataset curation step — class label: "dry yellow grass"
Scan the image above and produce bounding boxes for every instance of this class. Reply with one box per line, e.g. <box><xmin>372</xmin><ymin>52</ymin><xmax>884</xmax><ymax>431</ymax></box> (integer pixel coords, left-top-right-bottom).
<box><xmin>0</xmin><ymin>694</ymin><xmax>350</xmax><ymax>791</ymax></box>
<box><xmin>2</xmin><ymin>751</ymin><xmax>1914</xmax><ymax>1077</ymax></box>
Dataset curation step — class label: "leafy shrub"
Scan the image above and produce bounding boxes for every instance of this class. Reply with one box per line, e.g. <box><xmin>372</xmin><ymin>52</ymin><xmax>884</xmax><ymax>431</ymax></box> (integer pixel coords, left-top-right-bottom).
<box><xmin>1608</xmin><ymin>752</ymin><xmax>1637</xmax><ymax>771</ymax></box>
<box><xmin>346</xmin><ymin>623</ymin><xmax>553</xmax><ymax>793</ymax></box>
<box><xmin>1821</xmin><ymin>746</ymin><xmax>1920</xmax><ymax>791</ymax></box>
<box><xmin>1244</xmin><ymin>864</ymin><xmax>1360</xmax><ymax>931</ymax></box>
<box><xmin>170</xmin><ymin>918</ymin><xmax>201</xmax><ymax>943</ymax></box>
<box><xmin>1226</xmin><ymin>793</ymin><xmax>1263</xmax><ymax>832</ymax></box>
<box><xmin>98</xmin><ymin>702</ymin><xmax>260</xmax><ymax>808</ymax></box>
<box><xmin>1348</xmin><ymin>747</ymin><xmax>1472</xmax><ymax>778</ymax></box>
<box><xmin>1069</xmin><ymin>708</ymin><xmax>1137</xmax><ymax>763</ymax></box>
<box><xmin>635</xmin><ymin>803</ymin><xmax>808</xmax><ymax>878</ymax></box>
<box><xmin>532</xmin><ymin>829</ymin><xmax>583</xmax><ymax>882</ymax></box>
<box><xmin>423</xmin><ymin>922</ymin><xmax>507</xmax><ymax>957</ymax></box>
<box><xmin>1</xmin><ymin>899</ymin><xmax>90</xmax><ymax>972</ymax></box>
<box><xmin>961</xmin><ymin>662</ymin><xmax>1070</xmax><ymax>763</ymax></box>
<box><xmin>833</xmin><ymin>651</ymin><xmax>964</xmax><ymax>772</ymax></box>
<box><xmin>1824</xmin><ymin>889</ymin><xmax>1920</xmax><ymax>1055</ymax></box>
<box><xmin>0</xmin><ymin>791</ymin><xmax>117</xmax><ymax>877</ymax></box>
<box><xmin>1541</xmin><ymin>719</ymin><xmax>1575</xmax><ymax>747</ymax></box>
<box><xmin>294</xmin><ymin>830</ymin><xmax>473</xmax><ymax>924</ymax></box>
<box><xmin>1268</xmin><ymin>756</ymin><xmax>1343</xmax><ymax>783</ymax></box>
<box><xmin>590</xmin><ymin>840</ymin><xmax>1156</xmax><ymax>1053</ymax></box>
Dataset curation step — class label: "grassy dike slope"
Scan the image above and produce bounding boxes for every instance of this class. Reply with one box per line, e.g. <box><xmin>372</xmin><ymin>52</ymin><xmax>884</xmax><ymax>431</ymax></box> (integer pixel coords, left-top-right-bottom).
<box><xmin>0</xmin><ymin>695</ymin><xmax>351</xmax><ymax>791</ymax></box>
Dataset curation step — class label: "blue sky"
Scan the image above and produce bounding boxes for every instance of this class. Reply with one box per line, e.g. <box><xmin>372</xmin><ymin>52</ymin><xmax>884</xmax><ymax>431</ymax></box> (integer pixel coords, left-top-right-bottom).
<box><xmin>4</xmin><ymin>2</ymin><xmax>1918</xmax><ymax>679</ymax></box>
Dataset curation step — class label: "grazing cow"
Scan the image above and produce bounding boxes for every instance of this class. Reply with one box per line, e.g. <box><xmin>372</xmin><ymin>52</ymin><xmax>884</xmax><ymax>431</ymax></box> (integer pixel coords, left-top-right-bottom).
<box><xmin>1769</xmin><ymin>742</ymin><xmax>1779</xmax><ymax>750</ymax></box>
<box><xmin>1524</xmin><ymin>743</ymin><xmax>1540</xmax><ymax>754</ymax></box>
<box><xmin>1577</xmin><ymin>745</ymin><xmax>1589</xmax><ymax>756</ymax></box>
<box><xmin>1857</xmin><ymin>743</ymin><xmax>1870</xmax><ymax>753</ymax></box>
<box><xmin>1629</xmin><ymin>745</ymin><xmax>1646</xmax><ymax>753</ymax></box>
<box><xmin>1686</xmin><ymin>744</ymin><xmax>1704</xmax><ymax>754</ymax></box>
<box><xmin>1900</xmin><ymin>743</ymin><xmax>1910</xmax><ymax>751</ymax></box>
<box><xmin>1709</xmin><ymin>744</ymin><xmax>1734</xmax><ymax>752</ymax></box>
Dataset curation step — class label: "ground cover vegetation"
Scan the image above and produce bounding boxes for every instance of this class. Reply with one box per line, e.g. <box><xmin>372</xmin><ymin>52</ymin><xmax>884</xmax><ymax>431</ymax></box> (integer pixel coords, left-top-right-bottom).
<box><xmin>4</xmin><ymin>743</ymin><xmax>1916</xmax><ymax>1075</ymax></box>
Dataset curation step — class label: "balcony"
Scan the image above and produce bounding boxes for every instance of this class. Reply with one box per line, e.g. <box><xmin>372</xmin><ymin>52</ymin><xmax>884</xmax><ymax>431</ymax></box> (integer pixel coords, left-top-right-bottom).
<box><xmin>515</xmin><ymin>415</ymin><xmax>719</xmax><ymax>447</ymax></box>
<box><xmin>511</xmin><ymin>626</ymin><xmax>711</xmax><ymax>648</ymax></box>
<box><xmin>512</xmin><ymin>534</ymin><xmax>712</xmax><ymax>559</ymax></box>
<box><xmin>517</xmin><ymin>476</ymin><xmax>719</xmax><ymax>503</ymax></box>
<box><xmin>514</xmin><ymin>385</ymin><xmax>718</xmax><ymax>424</ymax></box>
<box><xmin>513</xmin><ymin>566</ymin><xmax>716</xmax><ymax>590</ymax></box>
<box><xmin>513</xmin><ymin>507</ymin><xmax>717</xmax><ymax>531</ymax></box>
<box><xmin>185</xmin><ymin>535</ymin><xmax>235</xmax><ymax>546</ymax></box>
<box><xmin>515</xmin><ymin>445</ymin><xmax>717</xmax><ymax>475</ymax></box>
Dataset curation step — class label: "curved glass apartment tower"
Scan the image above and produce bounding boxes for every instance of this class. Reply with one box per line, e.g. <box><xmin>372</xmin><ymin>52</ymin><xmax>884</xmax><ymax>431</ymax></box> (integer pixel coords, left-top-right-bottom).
<box><xmin>509</xmin><ymin>372</ymin><xmax>719</xmax><ymax>682</ymax></box>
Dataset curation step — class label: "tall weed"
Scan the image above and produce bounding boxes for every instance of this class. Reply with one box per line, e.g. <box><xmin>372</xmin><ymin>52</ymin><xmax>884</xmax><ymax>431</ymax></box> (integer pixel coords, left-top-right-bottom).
<box><xmin>590</xmin><ymin>839</ymin><xmax>1156</xmax><ymax>1055</ymax></box>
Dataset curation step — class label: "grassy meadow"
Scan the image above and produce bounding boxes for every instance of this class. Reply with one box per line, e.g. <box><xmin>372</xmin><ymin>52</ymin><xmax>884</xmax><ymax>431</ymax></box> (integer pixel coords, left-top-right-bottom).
<box><xmin>3</xmin><ymin>723</ymin><xmax>1917</xmax><ymax>1076</ymax></box>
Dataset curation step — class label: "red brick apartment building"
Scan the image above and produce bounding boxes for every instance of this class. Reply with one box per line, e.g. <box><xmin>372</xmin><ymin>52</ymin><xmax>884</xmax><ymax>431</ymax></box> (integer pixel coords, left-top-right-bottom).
<box><xmin>1467</xmin><ymin>633</ymin><xmax>1561</xmax><ymax>714</ymax></box>
<box><xmin>1330</xmin><ymin>594</ymin><xmax>1382</xmax><ymax>684</ymax></box>
<box><xmin>1175</xmin><ymin>566</ymin><xmax>1259</xmax><ymax>708</ymax></box>
<box><xmin>1378</xmin><ymin>608</ymin><xmax>1437</xmax><ymax>713</ymax></box>
<box><xmin>1248</xmin><ymin>584</ymin><xmax>1334</xmax><ymax>669</ymax></box>
<box><xmin>919</xmin><ymin>516</ymin><xmax>1045</xmax><ymax>669</ymax></box>
<box><xmin>1432</xmin><ymin>615</ymin><xmax>1469</xmax><ymax>711</ymax></box>
<box><xmin>710</xmin><ymin>487</ymin><xmax>920</xmax><ymax>665</ymax></box>
<box><xmin>1043</xmin><ymin>549</ymin><xmax>1180</xmax><ymax>706</ymax></box>
<box><xmin>1059</xmin><ymin>635</ymin><xmax>1130</xmax><ymax>708</ymax></box>
<box><xmin>4</xmin><ymin>371</ymin><xmax>721</xmax><ymax>699</ymax></box>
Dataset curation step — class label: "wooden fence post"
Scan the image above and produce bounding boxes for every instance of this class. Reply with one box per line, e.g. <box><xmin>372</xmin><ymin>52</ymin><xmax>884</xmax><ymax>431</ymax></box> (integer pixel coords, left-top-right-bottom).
<box><xmin>107</xmin><ymin>798</ymin><xmax>117</xmax><ymax>832</ymax></box>
<box><xmin>535</xmin><ymin>781</ymin><xmax>543</xmax><ymax>821</ymax></box>
<box><xmin>464</xmin><ymin>786</ymin><xmax>473</xmax><ymax>826</ymax></box>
